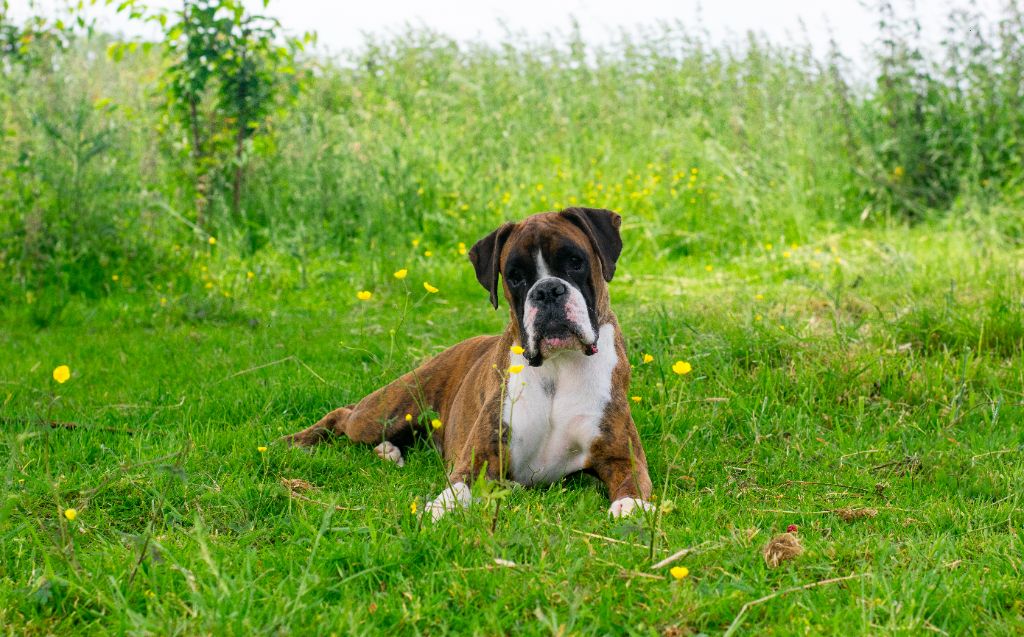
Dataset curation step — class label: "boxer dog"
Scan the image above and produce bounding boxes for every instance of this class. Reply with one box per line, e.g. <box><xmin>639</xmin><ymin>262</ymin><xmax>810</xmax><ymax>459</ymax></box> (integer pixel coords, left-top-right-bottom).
<box><xmin>283</xmin><ymin>208</ymin><xmax>653</xmax><ymax>519</ymax></box>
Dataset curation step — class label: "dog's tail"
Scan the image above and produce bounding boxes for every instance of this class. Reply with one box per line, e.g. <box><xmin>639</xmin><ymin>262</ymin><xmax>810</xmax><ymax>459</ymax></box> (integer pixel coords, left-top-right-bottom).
<box><xmin>279</xmin><ymin>405</ymin><xmax>354</xmax><ymax>446</ymax></box>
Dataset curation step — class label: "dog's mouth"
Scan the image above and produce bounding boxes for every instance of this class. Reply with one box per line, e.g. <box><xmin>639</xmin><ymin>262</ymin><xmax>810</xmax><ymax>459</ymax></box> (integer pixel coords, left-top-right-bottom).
<box><xmin>526</xmin><ymin>322</ymin><xmax>597</xmax><ymax>366</ymax></box>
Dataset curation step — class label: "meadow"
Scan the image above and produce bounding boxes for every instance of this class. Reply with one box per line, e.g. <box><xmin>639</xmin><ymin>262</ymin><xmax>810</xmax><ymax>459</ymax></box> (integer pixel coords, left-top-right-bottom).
<box><xmin>1</xmin><ymin>1</ymin><xmax>1023</xmax><ymax>634</ymax></box>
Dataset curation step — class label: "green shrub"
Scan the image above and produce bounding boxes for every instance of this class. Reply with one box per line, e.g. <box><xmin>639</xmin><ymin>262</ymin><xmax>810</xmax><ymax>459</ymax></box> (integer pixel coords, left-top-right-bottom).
<box><xmin>2</xmin><ymin>1</ymin><xmax>1023</xmax><ymax>304</ymax></box>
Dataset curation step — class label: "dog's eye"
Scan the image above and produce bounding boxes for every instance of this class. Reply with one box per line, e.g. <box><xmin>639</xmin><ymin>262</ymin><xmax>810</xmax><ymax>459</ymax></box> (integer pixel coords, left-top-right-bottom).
<box><xmin>506</xmin><ymin>271</ymin><xmax>526</xmax><ymax>288</ymax></box>
<box><xmin>566</xmin><ymin>256</ymin><xmax>585</xmax><ymax>272</ymax></box>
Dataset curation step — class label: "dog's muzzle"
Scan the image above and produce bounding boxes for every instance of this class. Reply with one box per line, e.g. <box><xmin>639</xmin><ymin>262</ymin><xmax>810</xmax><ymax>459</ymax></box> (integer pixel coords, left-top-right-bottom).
<box><xmin>524</xmin><ymin>277</ymin><xmax>598</xmax><ymax>365</ymax></box>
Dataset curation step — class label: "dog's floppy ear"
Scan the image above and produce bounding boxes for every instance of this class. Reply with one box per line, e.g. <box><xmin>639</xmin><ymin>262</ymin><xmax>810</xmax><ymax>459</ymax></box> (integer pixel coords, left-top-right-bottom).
<box><xmin>468</xmin><ymin>222</ymin><xmax>515</xmax><ymax>309</ymax></box>
<box><xmin>560</xmin><ymin>207</ymin><xmax>623</xmax><ymax>282</ymax></box>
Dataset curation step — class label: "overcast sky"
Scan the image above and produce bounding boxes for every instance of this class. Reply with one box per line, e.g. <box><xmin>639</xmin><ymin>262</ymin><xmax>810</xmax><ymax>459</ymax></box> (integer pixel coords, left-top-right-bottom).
<box><xmin>8</xmin><ymin>0</ymin><xmax>1003</xmax><ymax>65</ymax></box>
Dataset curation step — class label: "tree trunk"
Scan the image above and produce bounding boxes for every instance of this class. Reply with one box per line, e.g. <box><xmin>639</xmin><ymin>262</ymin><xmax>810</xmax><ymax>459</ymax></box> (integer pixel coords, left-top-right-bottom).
<box><xmin>189</xmin><ymin>94</ymin><xmax>207</xmax><ymax>231</ymax></box>
<box><xmin>232</xmin><ymin>122</ymin><xmax>244</xmax><ymax>220</ymax></box>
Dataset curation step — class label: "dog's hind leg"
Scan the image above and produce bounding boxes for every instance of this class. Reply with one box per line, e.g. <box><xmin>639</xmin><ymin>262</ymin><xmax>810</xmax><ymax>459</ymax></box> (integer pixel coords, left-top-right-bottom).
<box><xmin>281</xmin><ymin>375</ymin><xmax>422</xmax><ymax>450</ymax></box>
<box><xmin>282</xmin><ymin>335</ymin><xmax>497</xmax><ymax>453</ymax></box>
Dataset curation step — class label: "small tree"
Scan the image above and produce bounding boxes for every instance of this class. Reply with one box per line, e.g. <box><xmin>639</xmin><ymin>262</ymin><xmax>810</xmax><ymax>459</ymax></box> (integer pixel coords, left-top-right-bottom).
<box><xmin>112</xmin><ymin>0</ymin><xmax>310</xmax><ymax>230</ymax></box>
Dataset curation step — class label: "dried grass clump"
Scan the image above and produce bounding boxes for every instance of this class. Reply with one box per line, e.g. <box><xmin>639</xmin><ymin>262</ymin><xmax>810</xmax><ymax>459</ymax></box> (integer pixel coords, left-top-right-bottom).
<box><xmin>834</xmin><ymin>507</ymin><xmax>878</xmax><ymax>522</ymax></box>
<box><xmin>763</xmin><ymin>532</ymin><xmax>804</xmax><ymax>568</ymax></box>
<box><xmin>280</xmin><ymin>478</ymin><xmax>315</xmax><ymax>493</ymax></box>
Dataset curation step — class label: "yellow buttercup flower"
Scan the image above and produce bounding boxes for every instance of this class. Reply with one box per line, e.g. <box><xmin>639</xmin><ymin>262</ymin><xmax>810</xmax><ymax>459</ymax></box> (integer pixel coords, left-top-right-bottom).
<box><xmin>52</xmin><ymin>365</ymin><xmax>71</xmax><ymax>384</ymax></box>
<box><xmin>754</xmin><ymin>294</ymin><xmax>764</xmax><ymax>301</ymax></box>
<box><xmin>357</xmin><ymin>290</ymin><xmax>372</xmax><ymax>301</ymax></box>
<box><xmin>672</xmin><ymin>361</ymin><xmax>692</xmax><ymax>375</ymax></box>
<box><xmin>410</xmin><ymin>500</ymin><xmax>418</xmax><ymax>515</ymax></box>
<box><xmin>631</xmin><ymin>396</ymin><xmax>642</xmax><ymax>403</ymax></box>
<box><xmin>204</xmin><ymin>282</ymin><xmax>213</xmax><ymax>289</ymax></box>
<box><xmin>111</xmin><ymin>274</ymin><xmax>119</xmax><ymax>281</ymax></box>
<box><xmin>423</xmin><ymin>282</ymin><xmax>439</xmax><ymax>293</ymax></box>
<box><xmin>405</xmin><ymin>413</ymin><xmax>413</xmax><ymax>422</ymax></box>
<box><xmin>755</xmin><ymin>314</ymin><xmax>763</xmax><ymax>322</ymax></box>
<box><xmin>424</xmin><ymin>251</ymin><xmax>433</xmax><ymax>257</ymax></box>
<box><xmin>257</xmin><ymin>446</ymin><xmax>268</xmax><ymax>453</ymax></box>
<box><xmin>431</xmin><ymin>419</ymin><xmax>442</xmax><ymax>430</ymax></box>
<box><xmin>764</xmin><ymin>243</ymin><xmax>773</xmax><ymax>251</ymax></box>
<box><xmin>510</xmin><ymin>345</ymin><xmax>525</xmax><ymax>355</ymax></box>
<box><xmin>642</xmin><ymin>354</ymin><xmax>654</xmax><ymax>364</ymax></box>
<box><xmin>458</xmin><ymin>242</ymin><xmax>467</xmax><ymax>256</ymax></box>
<box><xmin>412</xmin><ymin>238</ymin><xmax>421</xmax><ymax>247</ymax></box>
<box><xmin>393</xmin><ymin>268</ymin><xmax>408</xmax><ymax>280</ymax></box>
<box><xmin>64</xmin><ymin>508</ymin><xmax>77</xmax><ymax>521</ymax></box>
<box><xmin>670</xmin><ymin>566</ymin><xmax>689</xmax><ymax>580</ymax></box>
<box><xmin>247</xmin><ymin>271</ymin><xmax>255</xmax><ymax>279</ymax></box>
<box><xmin>508</xmin><ymin>364</ymin><xmax>524</xmax><ymax>375</ymax></box>
<box><xmin>208</xmin><ymin>236</ymin><xmax>217</xmax><ymax>245</ymax></box>
<box><xmin>704</xmin><ymin>265</ymin><xmax>713</xmax><ymax>272</ymax></box>
<box><xmin>782</xmin><ymin>251</ymin><xmax>792</xmax><ymax>259</ymax></box>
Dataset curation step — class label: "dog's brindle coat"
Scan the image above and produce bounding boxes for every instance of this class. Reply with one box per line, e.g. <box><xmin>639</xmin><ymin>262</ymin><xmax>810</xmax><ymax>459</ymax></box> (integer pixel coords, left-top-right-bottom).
<box><xmin>283</xmin><ymin>208</ymin><xmax>652</xmax><ymax>518</ymax></box>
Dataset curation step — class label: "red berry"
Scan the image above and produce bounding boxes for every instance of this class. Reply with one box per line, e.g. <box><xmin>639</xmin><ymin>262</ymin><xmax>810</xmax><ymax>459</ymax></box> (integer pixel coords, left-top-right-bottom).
<box><xmin>786</xmin><ymin>524</ymin><xmax>798</xmax><ymax>533</ymax></box>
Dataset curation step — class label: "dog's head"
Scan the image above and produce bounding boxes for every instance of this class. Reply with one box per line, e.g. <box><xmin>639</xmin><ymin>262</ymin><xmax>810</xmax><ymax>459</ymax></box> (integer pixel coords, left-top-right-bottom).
<box><xmin>469</xmin><ymin>207</ymin><xmax>622</xmax><ymax>366</ymax></box>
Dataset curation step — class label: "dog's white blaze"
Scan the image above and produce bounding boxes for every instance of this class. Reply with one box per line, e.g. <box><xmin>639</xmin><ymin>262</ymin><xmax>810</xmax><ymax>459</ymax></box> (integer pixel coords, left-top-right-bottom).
<box><xmin>534</xmin><ymin>250</ymin><xmax>551</xmax><ymax>278</ymax></box>
<box><xmin>425</xmin><ymin>481</ymin><xmax>471</xmax><ymax>520</ymax></box>
<box><xmin>504</xmin><ymin>324</ymin><xmax>617</xmax><ymax>486</ymax></box>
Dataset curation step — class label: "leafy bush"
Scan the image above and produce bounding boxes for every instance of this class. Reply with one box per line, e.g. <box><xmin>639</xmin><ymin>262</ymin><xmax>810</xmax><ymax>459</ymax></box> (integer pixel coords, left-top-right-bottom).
<box><xmin>1</xmin><ymin>1</ymin><xmax>1023</xmax><ymax>304</ymax></box>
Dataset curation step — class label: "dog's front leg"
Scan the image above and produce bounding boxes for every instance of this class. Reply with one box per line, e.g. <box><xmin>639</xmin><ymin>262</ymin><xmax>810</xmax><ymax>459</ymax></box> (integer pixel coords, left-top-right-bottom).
<box><xmin>425</xmin><ymin>405</ymin><xmax>506</xmax><ymax>521</ymax></box>
<box><xmin>589</xmin><ymin>413</ymin><xmax>654</xmax><ymax>518</ymax></box>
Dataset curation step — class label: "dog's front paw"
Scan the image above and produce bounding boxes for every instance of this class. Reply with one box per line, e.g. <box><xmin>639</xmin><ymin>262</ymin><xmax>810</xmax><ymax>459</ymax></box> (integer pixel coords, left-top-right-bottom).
<box><xmin>425</xmin><ymin>482</ymin><xmax>471</xmax><ymax>520</ymax></box>
<box><xmin>608</xmin><ymin>497</ymin><xmax>654</xmax><ymax>518</ymax></box>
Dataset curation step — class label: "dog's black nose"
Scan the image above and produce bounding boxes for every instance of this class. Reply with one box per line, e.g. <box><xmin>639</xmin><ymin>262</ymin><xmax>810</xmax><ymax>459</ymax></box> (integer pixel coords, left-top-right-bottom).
<box><xmin>529</xmin><ymin>279</ymin><xmax>568</xmax><ymax>305</ymax></box>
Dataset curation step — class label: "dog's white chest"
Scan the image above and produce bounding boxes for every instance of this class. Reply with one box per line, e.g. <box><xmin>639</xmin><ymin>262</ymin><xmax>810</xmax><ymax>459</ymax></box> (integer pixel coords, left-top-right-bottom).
<box><xmin>504</xmin><ymin>324</ymin><xmax>617</xmax><ymax>486</ymax></box>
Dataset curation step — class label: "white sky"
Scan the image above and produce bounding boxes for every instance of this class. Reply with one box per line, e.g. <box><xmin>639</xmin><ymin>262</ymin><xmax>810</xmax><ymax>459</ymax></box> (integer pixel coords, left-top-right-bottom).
<box><xmin>8</xmin><ymin>0</ymin><xmax>1004</xmax><ymax>66</ymax></box>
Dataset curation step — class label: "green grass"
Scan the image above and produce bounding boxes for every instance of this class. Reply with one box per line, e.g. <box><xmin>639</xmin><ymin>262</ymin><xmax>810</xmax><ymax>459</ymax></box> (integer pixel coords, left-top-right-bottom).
<box><xmin>2</xmin><ymin>223</ymin><xmax>1022</xmax><ymax>635</ymax></box>
<box><xmin>3</xmin><ymin>3</ymin><xmax>1024</xmax><ymax>632</ymax></box>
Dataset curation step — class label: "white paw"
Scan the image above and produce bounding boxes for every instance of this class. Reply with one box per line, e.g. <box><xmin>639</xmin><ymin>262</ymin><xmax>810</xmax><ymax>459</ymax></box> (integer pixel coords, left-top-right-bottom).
<box><xmin>373</xmin><ymin>441</ymin><xmax>404</xmax><ymax>467</ymax></box>
<box><xmin>608</xmin><ymin>497</ymin><xmax>654</xmax><ymax>518</ymax></box>
<box><xmin>425</xmin><ymin>482</ymin><xmax>471</xmax><ymax>520</ymax></box>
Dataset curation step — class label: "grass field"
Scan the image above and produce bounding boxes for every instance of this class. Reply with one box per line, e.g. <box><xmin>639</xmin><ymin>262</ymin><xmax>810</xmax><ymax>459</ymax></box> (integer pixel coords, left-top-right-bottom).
<box><xmin>2</xmin><ymin>221</ymin><xmax>1022</xmax><ymax>635</ymax></box>
<box><xmin>3</xmin><ymin>0</ymin><xmax>1024</xmax><ymax>633</ymax></box>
